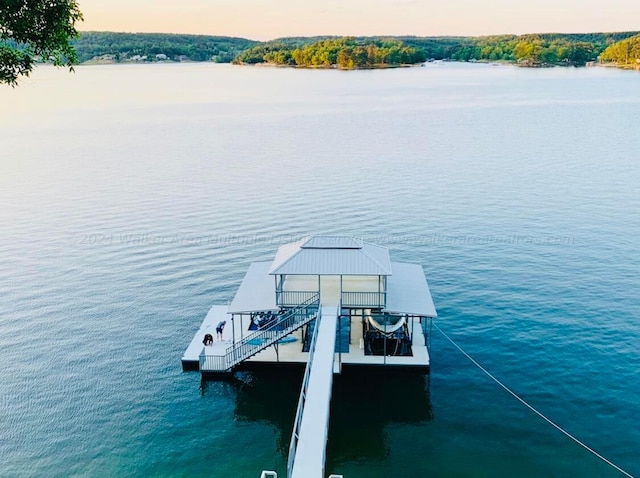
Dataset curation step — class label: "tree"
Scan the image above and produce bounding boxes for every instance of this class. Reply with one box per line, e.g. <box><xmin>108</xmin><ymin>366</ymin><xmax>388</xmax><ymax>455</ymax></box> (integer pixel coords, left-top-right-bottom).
<box><xmin>567</xmin><ymin>42</ymin><xmax>594</xmax><ymax>64</ymax></box>
<box><xmin>600</xmin><ymin>34</ymin><xmax>640</xmax><ymax>65</ymax></box>
<box><xmin>1</xmin><ymin>0</ymin><xmax>83</xmax><ymax>86</ymax></box>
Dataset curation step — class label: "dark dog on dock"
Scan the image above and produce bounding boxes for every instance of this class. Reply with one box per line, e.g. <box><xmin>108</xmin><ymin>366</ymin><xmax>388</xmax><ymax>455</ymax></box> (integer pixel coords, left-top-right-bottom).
<box><xmin>203</xmin><ymin>333</ymin><xmax>213</xmax><ymax>346</ymax></box>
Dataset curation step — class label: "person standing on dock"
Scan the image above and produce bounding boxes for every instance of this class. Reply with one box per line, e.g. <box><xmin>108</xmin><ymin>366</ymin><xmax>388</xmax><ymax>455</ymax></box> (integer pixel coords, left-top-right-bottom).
<box><xmin>216</xmin><ymin>320</ymin><xmax>226</xmax><ymax>341</ymax></box>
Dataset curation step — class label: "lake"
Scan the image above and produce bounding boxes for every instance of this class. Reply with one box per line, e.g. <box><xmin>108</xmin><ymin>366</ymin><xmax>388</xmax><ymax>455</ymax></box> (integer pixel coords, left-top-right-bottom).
<box><xmin>1</xmin><ymin>62</ymin><xmax>639</xmax><ymax>477</ymax></box>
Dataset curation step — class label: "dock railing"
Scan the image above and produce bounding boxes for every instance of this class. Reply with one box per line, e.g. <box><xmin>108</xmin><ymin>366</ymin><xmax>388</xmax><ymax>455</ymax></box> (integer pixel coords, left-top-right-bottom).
<box><xmin>276</xmin><ymin>290</ymin><xmax>319</xmax><ymax>307</ymax></box>
<box><xmin>286</xmin><ymin>306</ymin><xmax>322</xmax><ymax>478</ymax></box>
<box><xmin>200</xmin><ymin>294</ymin><xmax>320</xmax><ymax>372</ymax></box>
<box><xmin>199</xmin><ymin>353</ymin><xmax>228</xmax><ymax>372</ymax></box>
<box><xmin>341</xmin><ymin>291</ymin><xmax>386</xmax><ymax>308</ymax></box>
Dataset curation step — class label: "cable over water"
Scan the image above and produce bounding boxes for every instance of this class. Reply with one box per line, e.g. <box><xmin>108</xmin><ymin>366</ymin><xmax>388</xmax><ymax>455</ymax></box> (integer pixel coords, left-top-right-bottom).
<box><xmin>434</xmin><ymin>323</ymin><xmax>634</xmax><ymax>478</ymax></box>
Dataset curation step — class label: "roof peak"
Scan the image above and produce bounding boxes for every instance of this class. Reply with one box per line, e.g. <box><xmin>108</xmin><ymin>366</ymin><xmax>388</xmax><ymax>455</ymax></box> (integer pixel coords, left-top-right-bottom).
<box><xmin>301</xmin><ymin>235</ymin><xmax>363</xmax><ymax>249</ymax></box>
<box><xmin>269</xmin><ymin>235</ymin><xmax>392</xmax><ymax>276</ymax></box>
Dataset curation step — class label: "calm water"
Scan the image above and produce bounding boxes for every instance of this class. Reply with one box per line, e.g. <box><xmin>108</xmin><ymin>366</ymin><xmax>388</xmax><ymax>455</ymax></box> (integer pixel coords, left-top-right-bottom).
<box><xmin>1</xmin><ymin>63</ymin><xmax>639</xmax><ymax>477</ymax></box>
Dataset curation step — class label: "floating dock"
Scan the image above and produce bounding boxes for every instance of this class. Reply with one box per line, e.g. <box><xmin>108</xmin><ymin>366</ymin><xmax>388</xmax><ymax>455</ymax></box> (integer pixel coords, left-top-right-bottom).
<box><xmin>181</xmin><ymin>236</ymin><xmax>437</xmax><ymax>477</ymax></box>
<box><xmin>182</xmin><ymin>307</ymin><xmax>430</xmax><ymax>372</ymax></box>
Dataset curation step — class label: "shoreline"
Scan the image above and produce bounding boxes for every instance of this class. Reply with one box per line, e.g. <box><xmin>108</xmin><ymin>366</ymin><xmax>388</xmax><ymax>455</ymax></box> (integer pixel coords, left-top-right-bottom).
<box><xmin>76</xmin><ymin>58</ymin><xmax>640</xmax><ymax>72</ymax></box>
<box><xmin>243</xmin><ymin>62</ymin><xmax>418</xmax><ymax>70</ymax></box>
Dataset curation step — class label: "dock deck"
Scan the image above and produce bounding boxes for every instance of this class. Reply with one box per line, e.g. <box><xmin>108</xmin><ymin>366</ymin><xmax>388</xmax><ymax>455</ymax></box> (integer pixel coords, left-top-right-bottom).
<box><xmin>181</xmin><ymin>305</ymin><xmax>230</xmax><ymax>370</ymax></box>
<box><xmin>243</xmin><ymin>313</ymin><xmax>429</xmax><ymax>370</ymax></box>
<box><xmin>183</xmin><ymin>305</ymin><xmax>430</xmax><ymax>371</ymax></box>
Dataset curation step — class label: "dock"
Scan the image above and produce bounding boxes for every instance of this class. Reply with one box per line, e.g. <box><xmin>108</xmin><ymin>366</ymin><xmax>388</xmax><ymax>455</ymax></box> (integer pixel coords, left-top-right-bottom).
<box><xmin>182</xmin><ymin>307</ymin><xmax>430</xmax><ymax>372</ymax></box>
<box><xmin>181</xmin><ymin>236</ymin><xmax>437</xmax><ymax>477</ymax></box>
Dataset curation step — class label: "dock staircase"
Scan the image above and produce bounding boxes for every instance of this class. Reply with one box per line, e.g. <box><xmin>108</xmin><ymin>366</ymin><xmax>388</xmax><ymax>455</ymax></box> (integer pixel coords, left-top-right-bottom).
<box><xmin>199</xmin><ymin>294</ymin><xmax>320</xmax><ymax>372</ymax></box>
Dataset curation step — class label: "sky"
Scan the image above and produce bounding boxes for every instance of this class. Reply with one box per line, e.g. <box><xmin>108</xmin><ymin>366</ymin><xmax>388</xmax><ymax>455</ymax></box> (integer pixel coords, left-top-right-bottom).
<box><xmin>78</xmin><ymin>0</ymin><xmax>640</xmax><ymax>40</ymax></box>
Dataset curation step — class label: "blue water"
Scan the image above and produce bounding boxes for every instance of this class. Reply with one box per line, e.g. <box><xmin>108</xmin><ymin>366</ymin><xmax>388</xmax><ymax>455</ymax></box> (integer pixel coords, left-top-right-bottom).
<box><xmin>1</xmin><ymin>63</ymin><xmax>639</xmax><ymax>477</ymax></box>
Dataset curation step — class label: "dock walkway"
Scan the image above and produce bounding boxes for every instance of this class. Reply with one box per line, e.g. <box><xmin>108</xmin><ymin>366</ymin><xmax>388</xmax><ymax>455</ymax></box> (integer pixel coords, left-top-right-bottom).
<box><xmin>290</xmin><ymin>304</ymin><xmax>339</xmax><ymax>478</ymax></box>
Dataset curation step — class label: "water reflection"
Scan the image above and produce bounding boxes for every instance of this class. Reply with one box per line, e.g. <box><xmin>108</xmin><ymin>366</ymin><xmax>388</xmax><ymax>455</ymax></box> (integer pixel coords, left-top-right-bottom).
<box><xmin>200</xmin><ymin>367</ymin><xmax>432</xmax><ymax>464</ymax></box>
<box><xmin>202</xmin><ymin>369</ymin><xmax>303</xmax><ymax>453</ymax></box>
<box><xmin>328</xmin><ymin>369</ymin><xmax>433</xmax><ymax>466</ymax></box>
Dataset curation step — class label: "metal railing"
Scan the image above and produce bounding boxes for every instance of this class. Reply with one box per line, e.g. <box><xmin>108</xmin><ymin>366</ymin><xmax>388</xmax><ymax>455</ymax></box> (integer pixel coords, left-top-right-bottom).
<box><xmin>287</xmin><ymin>307</ymin><xmax>323</xmax><ymax>478</ymax></box>
<box><xmin>341</xmin><ymin>291</ymin><xmax>386</xmax><ymax>308</ymax></box>
<box><xmin>276</xmin><ymin>290</ymin><xmax>319</xmax><ymax>307</ymax></box>
<box><xmin>200</xmin><ymin>294</ymin><xmax>320</xmax><ymax>372</ymax></box>
<box><xmin>199</xmin><ymin>352</ymin><xmax>227</xmax><ymax>372</ymax></box>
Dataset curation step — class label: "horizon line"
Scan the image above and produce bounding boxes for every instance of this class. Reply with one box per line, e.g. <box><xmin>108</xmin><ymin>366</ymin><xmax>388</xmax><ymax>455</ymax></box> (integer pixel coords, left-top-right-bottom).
<box><xmin>76</xmin><ymin>29</ymin><xmax>640</xmax><ymax>43</ymax></box>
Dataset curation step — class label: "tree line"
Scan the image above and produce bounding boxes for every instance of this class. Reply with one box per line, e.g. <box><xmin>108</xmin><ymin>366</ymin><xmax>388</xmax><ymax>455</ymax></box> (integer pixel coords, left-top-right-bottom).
<box><xmin>71</xmin><ymin>32</ymin><xmax>257</xmax><ymax>63</ymax></box>
<box><xmin>232</xmin><ymin>32</ymin><xmax>640</xmax><ymax>68</ymax></box>
<box><xmin>404</xmin><ymin>32</ymin><xmax>639</xmax><ymax>65</ymax></box>
<box><xmin>47</xmin><ymin>31</ymin><xmax>640</xmax><ymax>68</ymax></box>
<box><xmin>233</xmin><ymin>38</ymin><xmax>426</xmax><ymax>68</ymax></box>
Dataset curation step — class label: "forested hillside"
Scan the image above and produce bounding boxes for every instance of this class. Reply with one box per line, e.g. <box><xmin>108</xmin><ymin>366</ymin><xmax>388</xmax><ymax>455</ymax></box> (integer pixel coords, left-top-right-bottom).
<box><xmin>73</xmin><ymin>32</ymin><xmax>257</xmax><ymax>63</ymax></box>
<box><xmin>600</xmin><ymin>34</ymin><xmax>640</xmax><ymax>67</ymax></box>
<box><xmin>232</xmin><ymin>32</ymin><xmax>640</xmax><ymax>67</ymax></box>
<box><xmin>72</xmin><ymin>31</ymin><xmax>640</xmax><ymax>68</ymax></box>
<box><xmin>443</xmin><ymin>32</ymin><xmax>639</xmax><ymax>64</ymax></box>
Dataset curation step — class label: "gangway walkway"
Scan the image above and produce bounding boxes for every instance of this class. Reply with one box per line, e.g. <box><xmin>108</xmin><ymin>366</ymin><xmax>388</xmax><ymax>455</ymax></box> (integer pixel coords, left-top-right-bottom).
<box><xmin>288</xmin><ymin>304</ymin><xmax>339</xmax><ymax>478</ymax></box>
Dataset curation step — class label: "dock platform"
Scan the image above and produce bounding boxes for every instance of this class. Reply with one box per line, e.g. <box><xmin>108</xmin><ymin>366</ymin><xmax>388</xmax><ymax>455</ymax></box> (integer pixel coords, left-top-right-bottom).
<box><xmin>183</xmin><ymin>306</ymin><xmax>430</xmax><ymax>372</ymax></box>
<box><xmin>181</xmin><ymin>305</ymin><xmax>230</xmax><ymax>370</ymax></box>
<box><xmin>181</xmin><ymin>236</ymin><xmax>438</xmax><ymax>478</ymax></box>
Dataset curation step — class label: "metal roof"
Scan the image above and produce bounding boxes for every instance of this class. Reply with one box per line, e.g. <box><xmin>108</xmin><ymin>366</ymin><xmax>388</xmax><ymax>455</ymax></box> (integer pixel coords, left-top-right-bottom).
<box><xmin>302</xmin><ymin>236</ymin><xmax>362</xmax><ymax>249</ymax></box>
<box><xmin>384</xmin><ymin>262</ymin><xmax>437</xmax><ymax>317</ymax></box>
<box><xmin>269</xmin><ymin>235</ymin><xmax>392</xmax><ymax>276</ymax></box>
<box><xmin>228</xmin><ymin>261</ymin><xmax>278</xmax><ymax>313</ymax></box>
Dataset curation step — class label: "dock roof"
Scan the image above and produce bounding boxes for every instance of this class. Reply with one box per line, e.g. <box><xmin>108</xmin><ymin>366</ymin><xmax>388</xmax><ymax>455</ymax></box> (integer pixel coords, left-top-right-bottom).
<box><xmin>269</xmin><ymin>235</ymin><xmax>392</xmax><ymax>276</ymax></box>
<box><xmin>228</xmin><ymin>261</ymin><xmax>277</xmax><ymax>313</ymax></box>
<box><xmin>385</xmin><ymin>262</ymin><xmax>438</xmax><ymax>317</ymax></box>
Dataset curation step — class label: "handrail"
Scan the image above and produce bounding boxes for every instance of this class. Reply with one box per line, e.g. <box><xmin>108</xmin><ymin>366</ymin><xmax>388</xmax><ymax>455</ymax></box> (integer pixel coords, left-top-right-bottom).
<box><xmin>200</xmin><ymin>294</ymin><xmax>320</xmax><ymax>372</ymax></box>
<box><xmin>276</xmin><ymin>290</ymin><xmax>319</xmax><ymax>306</ymax></box>
<box><xmin>287</xmin><ymin>307</ymin><xmax>323</xmax><ymax>478</ymax></box>
<box><xmin>341</xmin><ymin>291</ymin><xmax>386</xmax><ymax>307</ymax></box>
<box><xmin>225</xmin><ymin>294</ymin><xmax>319</xmax><ymax>366</ymax></box>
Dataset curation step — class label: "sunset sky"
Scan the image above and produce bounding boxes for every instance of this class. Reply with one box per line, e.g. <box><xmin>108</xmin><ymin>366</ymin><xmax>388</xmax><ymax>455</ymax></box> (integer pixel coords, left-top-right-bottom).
<box><xmin>78</xmin><ymin>0</ymin><xmax>640</xmax><ymax>40</ymax></box>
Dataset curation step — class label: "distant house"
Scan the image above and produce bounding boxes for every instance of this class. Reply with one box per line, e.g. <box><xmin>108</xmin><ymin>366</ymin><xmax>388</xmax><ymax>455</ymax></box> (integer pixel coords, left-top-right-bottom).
<box><xmin>155</xmin><ymin>54</ymin><xmax>168</xmax><ymax>61</ymax></box>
